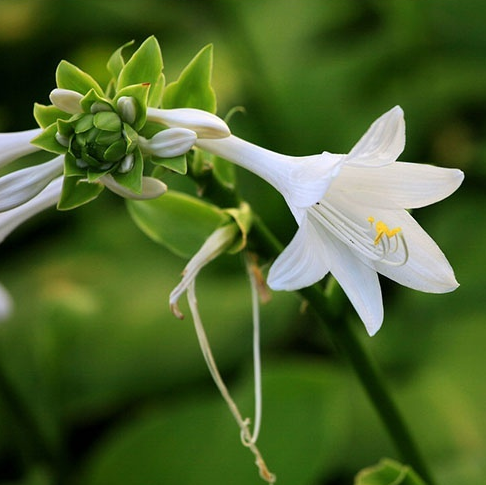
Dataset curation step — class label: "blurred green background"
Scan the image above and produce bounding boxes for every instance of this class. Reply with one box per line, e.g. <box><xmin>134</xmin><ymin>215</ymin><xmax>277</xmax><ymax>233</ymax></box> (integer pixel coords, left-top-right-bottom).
<box><xmin>0</xmin><ymin>1</ymin><xmax>484</xmax><ymax>484</ymax></box>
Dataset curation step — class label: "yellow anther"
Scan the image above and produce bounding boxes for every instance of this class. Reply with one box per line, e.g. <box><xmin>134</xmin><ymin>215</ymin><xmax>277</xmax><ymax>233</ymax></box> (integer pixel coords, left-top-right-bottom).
<box><xmin>371</xmin><ymin>219</ymin><xmax>402</xmax><ymax>245</ymax></box>
<box><xmin>367</xmin><ymin>216</ymin><xmax>375</xmax><ymax>223</ymax></box>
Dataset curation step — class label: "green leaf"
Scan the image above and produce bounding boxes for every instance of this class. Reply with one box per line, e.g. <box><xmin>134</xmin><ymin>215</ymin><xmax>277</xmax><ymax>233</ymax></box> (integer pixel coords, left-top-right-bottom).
<box><xmin>57</xmin><ymin>176</ymin><xmax>104</xmax><ymax>210</ymax></box>
<box><xmin>30</xmin><ymin>123</ymin><xmax>67</xmax><ymax>154</ymax></box>
<box><xmin>107</xmin><ymin>40</ymin><xmax>134</xmax><ymax>79</ymax></box>
<box><xmin>111</xmin><ymin>148</ymin><xmax>143</xmax><ymax>194</ymax></box>
<box><xmin>150</xmin><ymin>154</ymin><xmax>187</xmax><ymax>174</ymax></box>
<box><xmin>162</xmin><ymin>44</ymin><xmax>217</xmax><ymax>113</ymax></box>
<box><xmin>126</xmin><ymin>191</ymin><xmax>230</xmax><ymax>259</ymax></box>
<box><xmin>117</xmin><ymin>36</ymin><xmax>163</xmax><ymax>105</ymax></box>
<box><xmin>56</xmin><ymin>60</ymin><xmax>104</xmax><ymax>96</ymax></box>
<box><xmin>355</xmin><ymin>459</ymin><xmax>427</xmax><ymax>485</ymax></box>
<box><xmin>212</xmin><ymin>154</ymin><xmax>236</xmax><ymax>190</ymax></box>
<box><xmin>148</xmin><ymin>72</ymin><xmax>165</xmax><ymax>108</ymax></box>
<box><xmin>64</xmin><ymin>152</ymin><xmax>86</xmax><ymax>177</ymax></box>
<box><xmin>79</xmin><ymin>361</ymin><xmax>349</xmax><ymax>485</ymax></box>
<box><xmin>33</xmin><ymin>103</ymin><xmax>71</xmax><ymax>129</ymax></box>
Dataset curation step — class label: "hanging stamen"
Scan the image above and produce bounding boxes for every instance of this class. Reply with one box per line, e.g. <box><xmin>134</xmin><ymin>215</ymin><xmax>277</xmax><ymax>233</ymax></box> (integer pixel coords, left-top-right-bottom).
<box><xmin>245</xmin><ymin>253</ymin><xmax>264</xmax><ymax>445</ymax></box>
<box><xmin>186</xmin><ymin>281</ymin><xmax>276</xmax><ymax>484</ymax></box>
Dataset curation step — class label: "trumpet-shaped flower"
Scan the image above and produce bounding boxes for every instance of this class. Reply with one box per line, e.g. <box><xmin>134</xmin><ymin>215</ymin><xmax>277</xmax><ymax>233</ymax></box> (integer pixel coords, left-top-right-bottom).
<box><xmin>198</xmin><ymin>107</ymin><xmax>464</xmax><ymax>335</ymax></box>
<box><xmin>269</xmin><ymin>107</ymin><xmax>463</xmax><ymax>335</ymax></box>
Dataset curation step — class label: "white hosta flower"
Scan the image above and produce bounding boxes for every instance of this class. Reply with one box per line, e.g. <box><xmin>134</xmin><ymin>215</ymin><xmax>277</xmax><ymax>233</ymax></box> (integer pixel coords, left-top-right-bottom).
<box><xmin>0</xmin><ymin>156</ymin><xmax>64</xmax><ymax>211</ymax></box>
<box><xmin>265</xmin><ymin>106</ymin><xmax>464</xmax><ymax>335</ymax></box>
<box><xmin>0</xmin><ymin>282</ymin><xmax>13</xmax><ymax>322</ymax></box>
<box><xmin>0</xmin><ymin>128</ymin><xmax>43</xmax><ymax>168</ymax></box>
<box><xmin>170</xmin><ymin>223</ymin><xmax>239</xmax><ymax>318</ymax></box>
<box><xmin>196</xmin><ymin>136</ymin><xmax>342</xmax><ymax>215</ymax></box>
<box><xmin>0</xmin><ymin>177</ymin><xmax>62</xmax><ymax>243</ymax></box>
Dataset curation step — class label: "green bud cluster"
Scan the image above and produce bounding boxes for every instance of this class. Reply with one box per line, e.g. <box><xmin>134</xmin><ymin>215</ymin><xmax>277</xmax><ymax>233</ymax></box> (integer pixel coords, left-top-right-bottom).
<box><xmin>56</xmin><ymin>95</ymin><xmax>139</xmax><ymax>175</ymax></box>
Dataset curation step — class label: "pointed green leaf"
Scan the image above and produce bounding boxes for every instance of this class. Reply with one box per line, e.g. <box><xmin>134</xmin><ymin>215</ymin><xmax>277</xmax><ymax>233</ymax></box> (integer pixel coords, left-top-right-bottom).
<box><xmin>163</xmin><ymin>44</ymin><xmax>217</xmax><ymax>113</ymax></box>
<box><xmin>33</xmin><ymin>103</ymin><xmax>71</xmax><ymax>129</ymax></box>
<box><xmin>117</xmin><ymin>36</ymin><xmax>163</xmax><ymax>106</ymax></box>
<box><xmin>64</xmin><ymin>152</ymin><xmax>86</xmax><ymax>177</ymax></box>
<box><xmin>107</xmin><ymin>40</ymin><xmax>134</xmax><ymax>79</ymax></box>
<box><xmin>150</xmin><ymin>154</ymin><xmax>187</xmax><ymax>174</ymax></box>
<box><xmin>127</xmin><ymin>191</ymin><xmax>230</xmax><ymax>259</ymax></box>
<box><xmin>355</xmin><ymin>459</ymin><xmax>427</xmax><ymax>485</ymax></box>
<box><xmin>111</xmin><ymin>148</ymin><xmax>143</xmax><ymax>194</ymax></box>
<box><xmin>30</xmin><ymin>123</ymin><xmax>67</xmax><ymax>154</ymax></box>
<box><xmin>57</xmin><ymin>176</ymin><xmax>104</xmax><ymax>210</ymax></box>
<box><xmin>148</xmin><ymin>72</ymin><xmax>165</xmax><ymax>108</ymax></box>
<box><xmin>56</xmin><ymin>60</ymin><xmax>104</xmax><ymax>96</ymax></box>
<box><xmin>87</xmin><ymin>168</ymin><xmax>111</xmax><ymax>183</ymax></box>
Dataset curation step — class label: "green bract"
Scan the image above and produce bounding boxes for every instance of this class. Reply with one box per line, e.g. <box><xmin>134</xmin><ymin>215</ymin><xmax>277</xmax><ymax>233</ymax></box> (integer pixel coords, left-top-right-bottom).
<box><xmin>29</xmin><ymin>36</ymin><xmax>220</xmax><ymax>210</ymax></box>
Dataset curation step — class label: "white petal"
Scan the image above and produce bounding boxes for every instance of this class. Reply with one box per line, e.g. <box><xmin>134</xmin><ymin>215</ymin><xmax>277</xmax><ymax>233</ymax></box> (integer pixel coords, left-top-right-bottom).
<box><xmin>334</xmin><ymin>162</ymin><xmax>464</xmax><ymax>209</ymax></box>
<box><xmin>267</xmin><ymin>216</ymin><xmax>330</xmax><ymax>291</ymax></box>
<box><xmin>147</xmin><ymin>107</ymin><xmax>230</xmax><ymax>139</ymax></box>
<box><xmin>100</xmin><ymin>174</ymin><xmax>167</xmax><ymax>200</ymax></box>
<box><xmin>0</xmin><ymin>177</ymin><xmax>62</xmax><ymax>243</ymax></box>
<box><xmin>197</xmin><ymin>135</ymin><xmax>343</xmax><ymax>214</ymax></box>
<box><xmin>49</xmin><ymin>88</ymin><xmax>84</xmax><ymax>114</ymax></box>
<box><xmin>140</xmin><ymin>128</ymin><xmax>197</xmax><ymax>158</ymax></box>
<box><xmin>170</xmin><ymin>224</ymin><xmax>239</xmax><ymax>318</ymax></box>
<box><xmin>0</xmin><ymin>128</ymin><xmax>43</xmax><ymax>168</ymax></box>
<box><xmin>312</xmin><ymin>222</ymin><xmax>383</xmax><ymax>335</ymax></box>
<box><xmin>0</xmin><ymin>282</ymin><xmax>13</xmax><ymax>321</ymax></box>
<box><xmin>371</xmin><ymin>210</ymin><xmax>459</xmax><ymax>293</ymax></box>
<box><xmin>343</xmin><ymin>106</ymin><xmax>405</xmax><ymax>167</ymax></box>
<box><xmin>0</xmin><ymin>156</ymin><xmax>64</xmax><ymax>211</ymax></box>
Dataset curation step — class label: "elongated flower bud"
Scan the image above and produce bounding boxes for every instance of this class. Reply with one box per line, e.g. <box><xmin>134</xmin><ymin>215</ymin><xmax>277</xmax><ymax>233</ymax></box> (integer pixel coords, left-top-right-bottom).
<box><xmin>147</xmin><ymin>107</ymin><xmax>230</xmax><ymax>139</ymax></box>
<box><xmin>139</xmin><ymin>128</ymin><xmax>197</xmax><ymax>158</ymax></box>
<box><xmin>49</xmin><ymin>88</ymin><xmax>84</xmax><ymax>114</ymax></box>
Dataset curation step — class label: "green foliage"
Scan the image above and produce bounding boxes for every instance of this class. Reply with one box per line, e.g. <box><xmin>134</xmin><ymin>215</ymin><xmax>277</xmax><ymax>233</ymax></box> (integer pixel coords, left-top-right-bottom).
<box><xmin>1</xmin><ymin>1</ymin><xmax>486</xmax><ymax>485</ymax></box>
<box><xmin>163</xmin><ymin>44</ymin><xmax>217</xmax><ymax>113</ymax></box>
<box><xmin>126</xmin><ymin>191</ymin><xmax>230</xmax><ymax>258</ymax></box>
<box><xmin>56</xmin><ymin>61</ymin><xmax>104</xmax><ymax>96</ymax></box>
<box><xmin>355</xmin><ymin>459</ymin><xmax>427</xmax><ymax>485</ymax></box>
<box><xmin>57</xmin><ymin>175</ymin><xmax>104</xmax><ymax>210</ymax></box>
<box><xmin>116</xmin><ymin>36</ymin><xmax>164</xmax><ymax>108</ymax></box>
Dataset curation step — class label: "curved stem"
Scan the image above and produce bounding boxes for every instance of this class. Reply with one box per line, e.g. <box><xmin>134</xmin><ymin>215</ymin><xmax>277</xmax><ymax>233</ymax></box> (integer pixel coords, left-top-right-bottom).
<box><xmin>249</xmin><ymin>213</ymin><xmax>436</xmax><ymax>485</ymax></box>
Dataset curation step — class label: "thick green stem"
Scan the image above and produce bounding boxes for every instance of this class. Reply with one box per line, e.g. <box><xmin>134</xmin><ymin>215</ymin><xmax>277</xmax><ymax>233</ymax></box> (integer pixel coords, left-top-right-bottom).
<box><xmin>249</xmin><ymin>214</ymin><xmax>436</xmax><ymax>485</ymax></box>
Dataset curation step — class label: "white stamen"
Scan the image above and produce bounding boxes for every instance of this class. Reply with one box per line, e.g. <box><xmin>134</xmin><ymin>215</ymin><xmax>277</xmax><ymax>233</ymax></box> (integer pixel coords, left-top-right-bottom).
<box><xmin>245</xmin><ymin>253</ymin><xmax>263</xmax><ymax>445</ymax></box>
<box><xmin>187</xmin><ymin>282</ymin><xmax>275</xmax><ymax>484</ymax></box>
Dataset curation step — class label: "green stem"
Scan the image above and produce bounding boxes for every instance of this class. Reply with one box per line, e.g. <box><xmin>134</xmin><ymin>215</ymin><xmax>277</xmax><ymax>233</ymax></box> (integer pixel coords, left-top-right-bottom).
<box><xmin>249</xmin><ymin>214</ymin><xmax>436</xmax><ymax>485</ymax></box>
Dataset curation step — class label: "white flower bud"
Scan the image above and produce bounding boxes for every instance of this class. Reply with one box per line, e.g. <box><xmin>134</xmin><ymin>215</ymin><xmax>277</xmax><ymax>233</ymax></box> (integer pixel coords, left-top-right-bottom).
<box><xmin>100</xmin><ymin>174</ymin><xmax>167</xmax><ymax>200</ymax></box>
<box><xmin>147</xmin><ymin>107</ymin><xmax>230</xmax><ymax>139</ymax></box>
<box><xmin>117</xmin><ymin>96</ymin><xmax>137</xmax><ymax>124</ymax></box>
<box><xmin>49</xmin><ymin>88</ymin><xmax>84</xmax><ymax>114</ymax></box>
<box><xmin>139</xmin><ymin>128</ymin><xmax>197</xmax><ymax>158</ymax></box>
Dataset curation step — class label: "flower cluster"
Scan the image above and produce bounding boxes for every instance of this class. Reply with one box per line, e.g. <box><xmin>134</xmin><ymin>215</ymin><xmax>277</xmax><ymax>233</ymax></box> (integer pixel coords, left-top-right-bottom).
<box><xmin>0</xmin><ymin>37</ymin><xmax>463</xmax><ymax>337</ymax></box>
